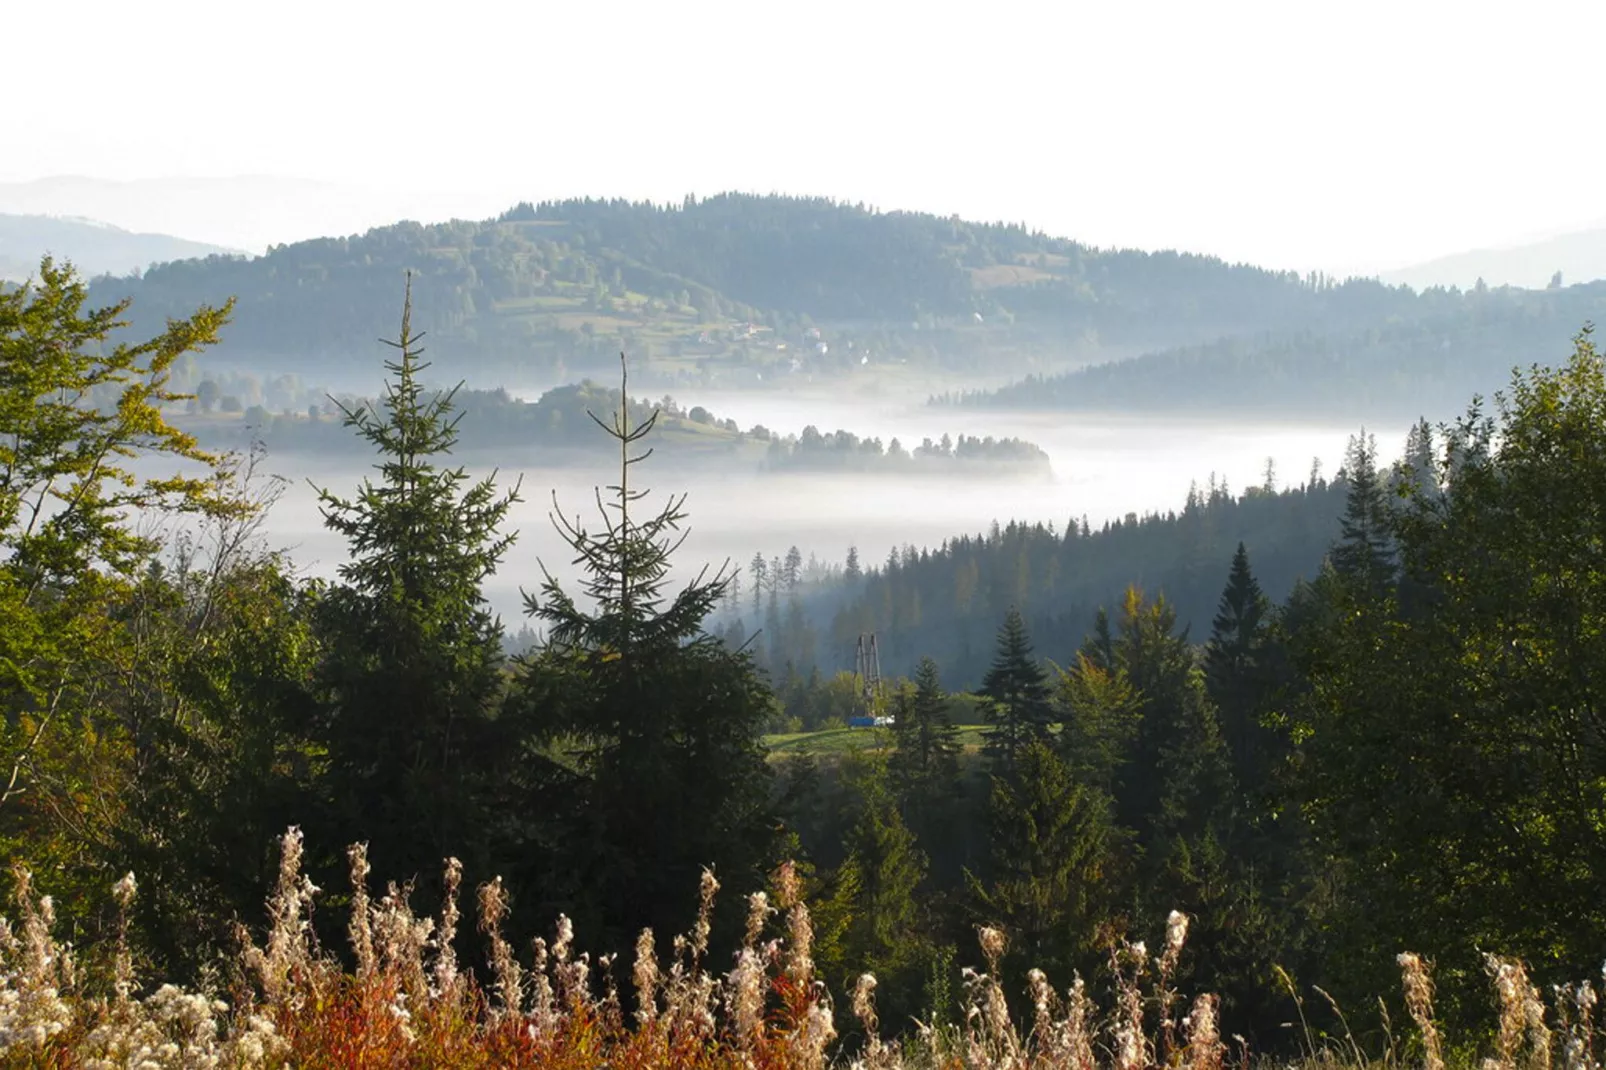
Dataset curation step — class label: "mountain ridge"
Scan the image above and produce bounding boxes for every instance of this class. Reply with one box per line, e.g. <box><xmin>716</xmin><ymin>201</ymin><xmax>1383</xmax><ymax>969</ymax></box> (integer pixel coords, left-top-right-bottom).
<box><xmin>69</xmin><ymin>192</ymin><xmax>1431</xmax><ymax>391</ymax></box>
<box><xmin>0</xmin><ymin>212</ymin><xmax>243</xmax><ymax>281</ymax></box>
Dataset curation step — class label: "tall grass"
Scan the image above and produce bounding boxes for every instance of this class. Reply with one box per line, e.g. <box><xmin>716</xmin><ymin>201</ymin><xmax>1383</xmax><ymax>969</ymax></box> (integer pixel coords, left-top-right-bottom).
<box><xmin>0</xmin><ymin>828</ymin><xmax>1600</xmax><ymax>1068</ymax></box>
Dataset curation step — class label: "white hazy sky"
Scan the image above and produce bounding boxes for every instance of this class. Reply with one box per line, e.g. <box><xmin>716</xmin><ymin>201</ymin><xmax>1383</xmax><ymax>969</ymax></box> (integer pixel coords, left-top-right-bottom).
<box><xmin>8</xmin><ymin>0</ymin><xmax>1604</xmax><ymax>275</ymax></box>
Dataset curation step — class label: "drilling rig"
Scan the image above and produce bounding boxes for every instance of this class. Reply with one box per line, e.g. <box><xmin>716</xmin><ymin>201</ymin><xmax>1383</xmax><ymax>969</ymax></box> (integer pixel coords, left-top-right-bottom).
<box><xmin>851</xmin><ymin>633</ymin><xmax>885</xmax><ymax>726</ymax></box>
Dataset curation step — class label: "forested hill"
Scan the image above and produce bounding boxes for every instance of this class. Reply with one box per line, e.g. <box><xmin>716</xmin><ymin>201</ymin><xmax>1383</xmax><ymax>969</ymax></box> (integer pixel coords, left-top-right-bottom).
<box><xmin>937</xmin><ymin>282</ymin><xmax>1606</xmax><ymax>422</ymax></box>
<box><xmin>937</xmin><ymin>282</ymin><xmax>1606</xmax><ymax>424</ymax></box>
<box><xmin>734</xmin><ymin>468</ymin><xmax>1352</xmax><ymax>689</ymax></box>
<box><xmin>84</xmin><ymin>193</ymin><xmax>1426</xmax><ymax>388</ymax></box>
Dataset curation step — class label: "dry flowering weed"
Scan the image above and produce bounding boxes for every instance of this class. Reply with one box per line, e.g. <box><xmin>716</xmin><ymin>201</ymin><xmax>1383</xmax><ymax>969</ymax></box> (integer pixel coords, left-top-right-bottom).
<box><xmin>4</xmin><ymin>826</ymin><xmax>1604</xmax><ymax>1069</ymax></box>
<box><xmin>1399</xmin><ymin>952</ymin><xmax>1446</xmax><ymax>1070</ymax></box>
<box><xmin>1554</xmin><ymin>980</ymin><xmax>1597</xmax><ymax>1070</ymax></box>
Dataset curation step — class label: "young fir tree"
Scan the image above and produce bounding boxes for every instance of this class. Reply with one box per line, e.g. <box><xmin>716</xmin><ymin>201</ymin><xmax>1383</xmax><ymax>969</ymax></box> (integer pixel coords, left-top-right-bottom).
<box><xmin>513</xmin><ymin>353</ymin><xmax>776</xmax><ymax>950</ymax></box>
<box><xmin>313</xmin><ymin>276</ymin><xmax>520</xmax><ymax>881</ymax></box>
<box><xmin>1204</xmin><ymin>543</ymin><xmax>1273</xmax><ymax>793</ymax></box>
<box><xmin>980</xmin><ymin>607</ymin><xmax>1054</xmax><ymax>774</ymax></box>
<box><xmin>889</xmin><ymin>657</ymin><xmax>961</xmax><ymax>815</ymax></box>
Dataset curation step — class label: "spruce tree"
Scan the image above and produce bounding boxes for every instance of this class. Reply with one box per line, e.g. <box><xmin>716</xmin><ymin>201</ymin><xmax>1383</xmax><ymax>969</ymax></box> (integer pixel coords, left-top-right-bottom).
<box><xmin>967</xmin><ymin>740</ymin><xmax>1119</xmax><ymax>979</ymax></box>
<box><xmin>1204</xmin><ymin>543</ymin><xmax>1272</xmax><ymax>791</ymax></box>
<box><xmin>1080</xmin><ymin>607</ymin><xmax>1116</xmax><ymax>672</ymax></box>
<box><xmin>1331</xmin><ymin>430</ymin><xmax>1395</xmax><ymax>594</ymax></box>
<box><xmin>980</xmin><ymin>607</ymin><xmax>1054</xmax><ymax>774</ymax></box>
<box><xmin>889</xmin><ymin>657</ymin><xmax>961</xmax><ymax>816</ymax></box>
<box><xmin>827</xmin><ymin>758</ymin><xmax>929</xmax><ymax>987</ymax></box>
<box><xmin>513</xmin><ymin>353</ymin><xmax>775</xmax><ymax>949</ymax></box>
<box><xmin>1055</xmin><ymin>652</ymin><xmax>1140</xmax><ymax>796</ymax></box>
<box><xmin>1108</xmin><ymin>588</ymin><xmax>1232</xmax><ymax>849</ymax></box>
<box><xmin>313</xmin><ymin>276</ymin><xmax>521</xmax><ymax>881</ymax></box>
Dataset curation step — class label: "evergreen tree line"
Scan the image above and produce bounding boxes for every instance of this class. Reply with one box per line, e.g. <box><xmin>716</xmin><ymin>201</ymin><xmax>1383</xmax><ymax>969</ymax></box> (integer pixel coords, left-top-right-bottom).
<box><xmin>766</xmin><ymin>366</ymin><xmax>1606</xmax><ymax>1044</ymax></box>
<box><xmin>8</xmin><ymin>261</ymin><xmax>1606</xmax><ymax>1055</ymax></box>
<box><xmin>730</xmin><ymin>466</ymin><xmax>1354</xmax><ymax>696</ymax></box>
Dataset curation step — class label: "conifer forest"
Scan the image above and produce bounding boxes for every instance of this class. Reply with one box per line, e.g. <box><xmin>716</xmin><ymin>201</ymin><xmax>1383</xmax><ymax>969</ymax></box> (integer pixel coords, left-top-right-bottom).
<box><xmin>5</xmin><ymin>188</ymin><xmax>1606</xmax><ymax>1068</ymax></box>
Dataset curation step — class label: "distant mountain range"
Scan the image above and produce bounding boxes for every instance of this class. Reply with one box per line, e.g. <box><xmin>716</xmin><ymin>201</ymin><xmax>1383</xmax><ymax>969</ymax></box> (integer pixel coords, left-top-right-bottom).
<box><xmin>1381</xmin><ymin>223</ymin><xmax>1606</xmax><ymax>291</ymax></box>
<box><xmin>0</xmin><ymin>213</ymin><xmax>242</xmax><ymax>282</ymax></box>
<box><xmin>0</xmin><ymin>176</ymin><xmax>512</xmax><ymax>254</ymax></box>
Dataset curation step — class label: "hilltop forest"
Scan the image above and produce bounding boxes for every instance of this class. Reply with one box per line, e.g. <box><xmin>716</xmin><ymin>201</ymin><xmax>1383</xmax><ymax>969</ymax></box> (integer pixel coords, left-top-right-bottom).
<box><xmin>56</xmin><ymin>197</ymin><xmax>1480</xmax><ymax>388</ymax></box>
<box><xmin>7</xmin><ymin>259</ymin><xmax>1606</xmax><ymax>1066</ymax></box>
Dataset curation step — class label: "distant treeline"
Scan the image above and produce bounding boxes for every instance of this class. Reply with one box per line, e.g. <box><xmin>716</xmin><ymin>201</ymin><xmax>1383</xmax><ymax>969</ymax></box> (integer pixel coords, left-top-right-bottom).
<box><xmin>762</xmin><ymin>427</ymin><xmax>1050</xmax><ymax>476</ymax></box>
<box><xmin>729</xmin><ymin>465</ymin><xmax>1352</xmax><ymax>689</ymax></box>
<box><xmin>174</xmin><ymin>378</ymin><xmax>1051</xmax><ymax>478</ymax></box>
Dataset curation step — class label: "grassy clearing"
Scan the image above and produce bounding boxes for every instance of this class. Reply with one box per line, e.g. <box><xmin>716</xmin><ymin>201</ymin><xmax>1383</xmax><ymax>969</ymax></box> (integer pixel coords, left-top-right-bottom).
<box><xmin>763</xmin><ymin>725</ymin><xmax>993</xmax><ymax>757</ymax></box>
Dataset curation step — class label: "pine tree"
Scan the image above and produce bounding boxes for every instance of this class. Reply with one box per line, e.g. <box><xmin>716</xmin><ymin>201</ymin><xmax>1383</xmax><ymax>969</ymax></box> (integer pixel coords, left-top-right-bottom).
<box><xmin>1108</xmin><ymin>589</ymin><xmax>1231</xmax><ymax>843</ymax></box>
<box><xmin>889</xmin><ymin>657</ymin><xmax>961</xmax><ymax>815</ymax></box>
<box><xmin>836</xmin><ymin>760</ymin><xmax>928</xmax><ymax>964</ymax></box>
<box><xmin>1080</xmin><ymin>607</ymin><xmax>1117</xmax><ymax>672</ymax></box>
<box><xmin>967</xmin><ymin>741</ymin><xmax>1119</xmax><ymax>979</ymax></box>
<box><xmin>749</xmin><ymin>552</ymin><xmax>768</xmax><ymax>611</ymax></box>
<box><xmin>844</xmin><ymin>545</ymin><xmax>863</xmax><ymax>581</ymax></box>
<box><xmin>513</xmin><ymin>352</ymin><xmax>776</xmax><ymax>948</ymax></box>
<box><xmin>1204</xmin><ymin>543</ymin><xmax>1272</xmax><ymax>791</ymax></box>
<box><xmin>1331</xmin><ymin>430</ymin><xmax>1395</xmax><ymax>594</ymax></box>
<box><xmin>1055</xmin><ymin>652</ymin><xmax>1140</xmax><ymax>796</ymax></box>
<box><xmin>1395</xmin><ymin>418</ymin><xmax>1439</xmax><ymax>500</ymax></box>
<box><xmin>313</xmin><ymin>276</ymin><xmax>521</xmax><ymax>879</ymax></box>
<box><xmin>819</xmin><ymin>758</ymin><xmax>929</xmax><ymax>1022</ymax></box>
<box><xmin>980</xmin><ymin>607</ymin><xmax>1054</xmax><ymax>774</ymax></box>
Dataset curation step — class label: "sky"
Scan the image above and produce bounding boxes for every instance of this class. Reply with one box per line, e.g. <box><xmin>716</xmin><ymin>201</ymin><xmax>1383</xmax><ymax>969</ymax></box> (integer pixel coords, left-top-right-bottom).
<box><xmin>7</xmin><ymin>0</ymin><xmax>1604</xmax><ymax>275</ymax></box>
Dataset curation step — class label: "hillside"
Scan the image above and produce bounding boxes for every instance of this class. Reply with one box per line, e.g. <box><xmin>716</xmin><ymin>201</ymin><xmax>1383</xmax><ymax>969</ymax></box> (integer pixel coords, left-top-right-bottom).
<box><xmin>936</xmin><ymin>281</ymin><xmax>1606</xmax><ymax>422</ymax></box>
<box><xmin>77</xmin><ymin>194</ymin><xmax>1429</xmax><ymax>390</ymax></box>
<box><xmin>0</xmin><ymin>212</ymin><xmax>240</xmax><ymax>281</ymax></box>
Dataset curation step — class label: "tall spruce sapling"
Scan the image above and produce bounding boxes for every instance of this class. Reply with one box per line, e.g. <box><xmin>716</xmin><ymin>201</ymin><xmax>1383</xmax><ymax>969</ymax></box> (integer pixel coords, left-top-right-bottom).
<box><xmin>313</xmin><ymin>273</ymin><xmax>522</xmax><ymax>875</ymax></box>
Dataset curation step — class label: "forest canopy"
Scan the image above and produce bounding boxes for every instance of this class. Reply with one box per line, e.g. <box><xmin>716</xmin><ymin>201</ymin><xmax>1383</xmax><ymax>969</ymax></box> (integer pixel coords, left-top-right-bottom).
<box><xmin>7</xmin><ymin>260</ymin><xmax>1606</xmax><ymax>1068</ymax></box>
